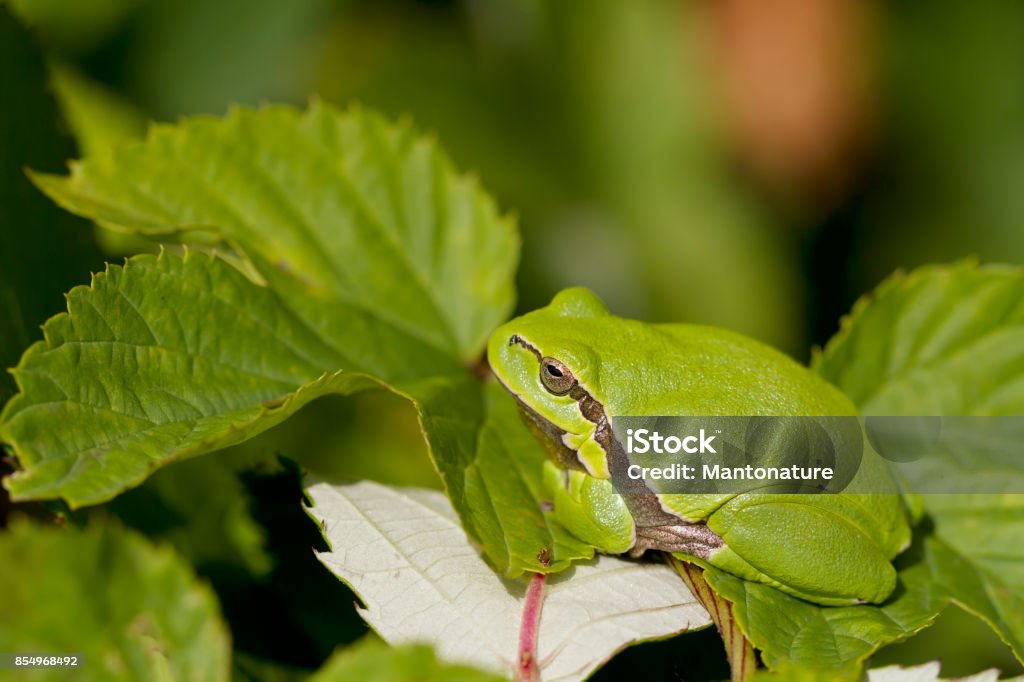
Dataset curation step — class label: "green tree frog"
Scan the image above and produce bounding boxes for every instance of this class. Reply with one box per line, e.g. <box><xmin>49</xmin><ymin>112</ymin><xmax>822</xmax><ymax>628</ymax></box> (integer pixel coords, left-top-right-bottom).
<box><xmin>487</xmin><ymin>288</ymin><xmax>911</xmax><ymax>606</ymax></box>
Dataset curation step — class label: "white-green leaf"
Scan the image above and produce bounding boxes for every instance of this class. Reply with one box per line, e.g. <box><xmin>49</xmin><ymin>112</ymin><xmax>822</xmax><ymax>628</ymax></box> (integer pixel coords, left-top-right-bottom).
<box><xmin>753</xmin><ymin>659</ymin><xmax>1007</xmax><ymax>679</ymax></box>
<box><xmin>868</xmin><ymin>662</ymin><xmax>1005</xmax><ymax>682</ymax></box>
<box><xmin>750</xmin><ymin>661</ymin><xmax>1011</xmax><ymax>682</ymax></box>
<box><xmin>306</xmin><ymin>480</ymin><xmax>710</xmax><ymax>682</ymax></box>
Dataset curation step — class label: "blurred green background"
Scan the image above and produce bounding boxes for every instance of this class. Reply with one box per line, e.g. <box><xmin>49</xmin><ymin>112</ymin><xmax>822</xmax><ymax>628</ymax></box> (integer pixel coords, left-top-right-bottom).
<box><xmin>2</xmin><ymin>0</ymin><xmax>1023</xmax><ymax>678</ymax></box>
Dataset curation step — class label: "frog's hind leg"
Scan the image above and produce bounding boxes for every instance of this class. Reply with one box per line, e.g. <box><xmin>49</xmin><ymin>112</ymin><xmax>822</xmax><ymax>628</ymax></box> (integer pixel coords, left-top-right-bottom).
<box><xmin>607</xmin><ymin>430</ymin><xmax>724</xmax><ymax>560</ymax></box>
<box><xmin>625</xmin><ymin>492</ymin><xmax>724</xmax><ymax>560</ymax></box>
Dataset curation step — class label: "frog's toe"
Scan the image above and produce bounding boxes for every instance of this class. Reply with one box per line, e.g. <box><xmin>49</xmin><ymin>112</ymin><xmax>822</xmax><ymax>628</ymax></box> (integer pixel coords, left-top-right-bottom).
<box><xmin>630</xmin><ymin>523</ymin><xmax>724</xmax><ymax>560</ymax></box>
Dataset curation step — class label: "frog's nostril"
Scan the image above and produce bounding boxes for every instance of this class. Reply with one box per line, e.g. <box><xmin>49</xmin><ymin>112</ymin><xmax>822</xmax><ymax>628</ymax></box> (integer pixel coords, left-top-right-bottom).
<box><xmin>509</xmin><ymin>334</ymin><xmax>521</xmax><ymax>346</ymax></box>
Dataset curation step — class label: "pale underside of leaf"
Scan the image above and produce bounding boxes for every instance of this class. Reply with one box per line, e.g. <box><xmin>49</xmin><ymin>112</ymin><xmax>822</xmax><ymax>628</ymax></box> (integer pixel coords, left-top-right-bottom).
<box><xmin>867</xmin><ymin>661</ymin><xmax>1005</xmax><ymax>682</ymax></box>
<box><xmin>307</xmin><ymin>480</ymin><xmax>711</xmax><ymax>682</ymax></box>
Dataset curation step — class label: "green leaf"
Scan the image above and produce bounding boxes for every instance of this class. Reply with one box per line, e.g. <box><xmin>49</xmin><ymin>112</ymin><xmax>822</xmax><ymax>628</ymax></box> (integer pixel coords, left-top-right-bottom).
<box><xmin>702</xmin><ymin>534</ymin><xmax>949</xmax><ymax>670</ymax></box>
<box><xmin>2</xmin><ymin>100</ymin><xmax>512</xmax><ymax>485</ymax></box>
<box><xmin>47</xmin><ymin>62</ymin><xmax>147</xmax><ymax>159</ymax></box>
<box><xmin>812</xmin><ymin>262</ymin><xmax>1024</xmax><ymax>664</ymax></box>
<box><xmin>747</xmin><ymin>662</ymin><xmax>860</xmax><ymax>682</ymax></box>
<box><xmin>919</xmin><ymin>494</ymin><xmax>1024</xmax><ymax>661</ymax></box>
<box><xmin>47</xmin><ymin>61</ymin><xmax>155</xmax><ymax>257</ymax></box>
<box><xmin>2</xmin><ymin>104</ymin><xmax>575</xmax><ymax>576</ymax></box>
<box><xmin>105</xmin><ymin>454</ymin><xmax>273</xmax><ymax>578</ymax></box>
<box><xmin>1</xmin><ymin>249</ymin><xmax>381</xmax><ymax>505</ymax></box>
<box><xmin>30</xmin><ymin>102</ymin><xmax>517</xmax><ymax>364</ymax></box>
<box><xmin>310</xmin><ymin>638</ymin><xmax>506</xmax><ymax>682</ymax></box>
<box><xmin>696</xmin><ymin>264</ymin><xmax>1024</xmax><ymax>671</ymax></box>
<box><xmin>0</xmin><ymin>518</ymin><xmax>230</xmax><ymax>681</ymax></box>
<box><xmin>462</xmin><ymin>382</ymin><xmax>595</xmax><ymax>574</ymax></box>
<box><xmin>813</xmin><ymin>261</ymin><xmax>1024</xmax><ymax>416</ymax></box>
<box><xmin>231</xmin><ymin>652</ymin><xmax>310</xmax><ymax>682</ymax></box>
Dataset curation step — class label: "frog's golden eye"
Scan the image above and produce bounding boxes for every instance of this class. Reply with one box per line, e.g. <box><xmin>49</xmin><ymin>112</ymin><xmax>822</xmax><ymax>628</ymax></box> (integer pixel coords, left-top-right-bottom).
<box><xmin>540</xmin><ymin>357</ymin><xmax>576</xmax><ymax>395</ymax></box>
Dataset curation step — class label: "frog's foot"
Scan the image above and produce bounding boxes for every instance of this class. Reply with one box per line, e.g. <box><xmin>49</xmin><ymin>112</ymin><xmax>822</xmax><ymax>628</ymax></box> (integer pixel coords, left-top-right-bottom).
<box><xmin>628</xmin><ymin>523</ymin><xmax>724</xmax><ymax>560</ymax></box>
<box><xmin>621</xmin><ymin>491</ymin><xmax>724</xmax><ymax>560</ymax></box>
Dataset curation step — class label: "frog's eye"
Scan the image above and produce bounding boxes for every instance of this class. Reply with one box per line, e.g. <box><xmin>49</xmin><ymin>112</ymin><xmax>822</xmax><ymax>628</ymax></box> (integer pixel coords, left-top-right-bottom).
<box><xmin>540</xmin><ymin>357</ymin><xmax>577</xmax><ymax>395</ymax></box>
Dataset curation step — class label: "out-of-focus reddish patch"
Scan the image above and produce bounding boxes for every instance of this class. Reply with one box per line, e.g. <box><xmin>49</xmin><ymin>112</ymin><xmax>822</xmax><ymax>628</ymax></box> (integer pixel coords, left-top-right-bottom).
<box><xmin>702</xmin><ymin>0</ymin><xmax>875</xmax><ymax>210</ymax></box>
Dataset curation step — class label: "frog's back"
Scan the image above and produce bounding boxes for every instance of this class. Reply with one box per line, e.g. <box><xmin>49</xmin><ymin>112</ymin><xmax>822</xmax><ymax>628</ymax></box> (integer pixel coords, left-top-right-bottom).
<box><xmin>597</xmin><ymin>321</ymin><xmax>856</xmax><ymax>418</ymax></box>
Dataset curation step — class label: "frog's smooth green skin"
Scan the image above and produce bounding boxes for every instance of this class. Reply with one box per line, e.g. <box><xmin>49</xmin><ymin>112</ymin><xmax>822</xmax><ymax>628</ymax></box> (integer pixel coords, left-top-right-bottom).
<box><xmin>487</xmin><ymin>288</ymin><xmax>912</xmax><ymax>606</ymax></box>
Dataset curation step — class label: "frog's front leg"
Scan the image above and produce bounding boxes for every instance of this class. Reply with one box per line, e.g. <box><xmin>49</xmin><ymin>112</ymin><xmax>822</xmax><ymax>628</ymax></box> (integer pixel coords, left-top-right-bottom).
<box><xmin>624</xmin><ymin>492</ymin><xmax>724</xmax><ymax>560</ymax></box>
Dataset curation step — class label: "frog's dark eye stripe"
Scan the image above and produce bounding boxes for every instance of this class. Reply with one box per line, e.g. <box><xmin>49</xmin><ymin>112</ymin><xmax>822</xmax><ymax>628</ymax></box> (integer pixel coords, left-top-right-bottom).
<box><xmin>540</xmin><ymin>357</ymin><xmax>576</xmax><ymax>395</ymax></box>
<box><xmin>509</xmin><ymin>334</ymin><xmax>542</xmax><ymax>360</ymax></box>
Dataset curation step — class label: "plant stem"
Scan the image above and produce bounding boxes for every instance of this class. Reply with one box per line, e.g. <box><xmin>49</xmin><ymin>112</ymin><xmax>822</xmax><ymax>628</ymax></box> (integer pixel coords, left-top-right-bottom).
<box><xmin>515</xmin><ymin>572</ymin><xmax>546</xmax><ymax>682</ymax></box>
<box><xmin>670</xmin><ymin>557</ymin><xmax>757</xmax><ymax>682</ymax></box>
